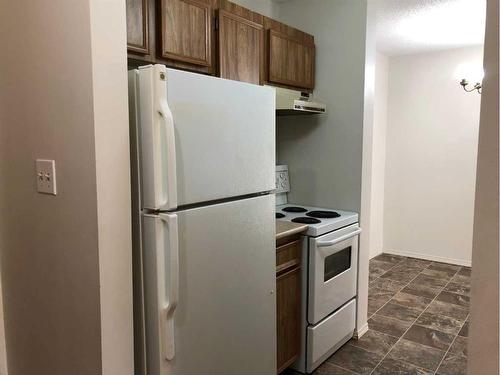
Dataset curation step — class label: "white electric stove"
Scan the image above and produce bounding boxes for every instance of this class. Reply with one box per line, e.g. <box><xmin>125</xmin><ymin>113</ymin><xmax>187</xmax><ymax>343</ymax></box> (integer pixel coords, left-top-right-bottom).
<box><xmin>276</xmin><ymin>203</ymin><xmax>358</xmax><ymax>237</ymax></box>
<box><xmin>276</xmin><ymin>165</ymin><xmax>361</xmax><ymax>374</ymax></box>
<box><xmin>275</xmin><ymin>165</ymin><xmax>358</xmax><ymax>236</ymax></box>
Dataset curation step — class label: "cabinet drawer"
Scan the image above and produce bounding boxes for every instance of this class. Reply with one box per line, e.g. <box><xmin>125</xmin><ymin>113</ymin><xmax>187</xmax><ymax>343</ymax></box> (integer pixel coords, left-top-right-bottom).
<box><xmin>276</xmin><ymin>240</ymin><xmax>301</xmax><ymax>273</ymax></box>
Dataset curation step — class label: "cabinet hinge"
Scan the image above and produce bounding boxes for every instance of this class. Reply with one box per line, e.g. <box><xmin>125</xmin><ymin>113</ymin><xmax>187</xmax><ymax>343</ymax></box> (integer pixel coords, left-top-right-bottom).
<box><xmin>214</xmin><ymin>17</ymin><xmax>219</xmax><ymax>30</ymax></box>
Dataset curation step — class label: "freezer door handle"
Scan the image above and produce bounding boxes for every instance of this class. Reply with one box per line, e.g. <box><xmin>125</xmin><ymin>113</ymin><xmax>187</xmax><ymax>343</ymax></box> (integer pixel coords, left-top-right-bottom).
<box><xmin>156</xmin><ymin>66</ymin><xmax>178</xmax><ymax>210</ymax></box>
<box><xmin>158</xmin><ymin>213</ymin><xmax>179</xmax><ymax>361</ymax></box>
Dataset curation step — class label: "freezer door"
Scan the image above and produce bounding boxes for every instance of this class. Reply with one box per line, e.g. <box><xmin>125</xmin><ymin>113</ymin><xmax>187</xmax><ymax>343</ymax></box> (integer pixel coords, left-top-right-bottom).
<box><xmin>133</xmin><ymin>64</ymin><xmax>275</xmax><ymax>211</ymax></box>
<box><xmin>142</xmin><ymin>195</ymin><xmax>276</xmax><ymax>375</ymax></box>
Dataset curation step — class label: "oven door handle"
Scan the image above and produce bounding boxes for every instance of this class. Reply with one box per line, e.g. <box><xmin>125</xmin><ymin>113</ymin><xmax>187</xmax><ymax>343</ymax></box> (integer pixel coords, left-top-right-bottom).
<box><xmin>316</xmin><ymin>228</ymin><xmax>362</xmax><ymax>248</ymax></box>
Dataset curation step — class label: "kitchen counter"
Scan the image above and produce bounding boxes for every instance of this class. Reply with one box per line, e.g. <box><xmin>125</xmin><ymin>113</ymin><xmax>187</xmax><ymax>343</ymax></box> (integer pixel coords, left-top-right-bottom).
<box><xmin>276</xmin><ymin>220</ymin><xmax>308</xmax><ymax>240</ymax></box>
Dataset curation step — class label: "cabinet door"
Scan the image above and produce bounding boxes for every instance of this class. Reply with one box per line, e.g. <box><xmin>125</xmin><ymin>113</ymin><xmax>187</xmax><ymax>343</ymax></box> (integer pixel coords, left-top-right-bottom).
<box><xmin>277</xmin><ymin>265</ymin><xmax>301</xmax><ymax>373</ymax></box>
<box><xmin>217</xmin><ymin>9</ymin><xmax>264</xmax><ymax>84</ymax></box>
<box><xmin>276</xmin><ymin>238</ymin><xmax>302</xmax><ymax>373</ymax></box>
<box><xmin>268</xmin><ymin>29</ymin><xmax>315</xmax><ymax>90</ymax></box>
<box><xmin>159</xmin><ymin>0</ymin><xmax>213</xmax><ymax>69</ymax></box>
<box><xmin>127</xmin><ymin>0</ymin><xmax>149</xmax><ymax>54</ymax></box>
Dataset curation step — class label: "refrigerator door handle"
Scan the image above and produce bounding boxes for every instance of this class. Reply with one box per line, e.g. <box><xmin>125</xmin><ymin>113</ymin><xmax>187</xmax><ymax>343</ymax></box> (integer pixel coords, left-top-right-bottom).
<box><xmin>158</xmin><ymin>213</ymin><xmax>179</xmax><ymax>361</ymax></box>
<box><xmin>156</xmin><ymin>66</ymin><xmax>178</xmax><ymax>210</ymax></box>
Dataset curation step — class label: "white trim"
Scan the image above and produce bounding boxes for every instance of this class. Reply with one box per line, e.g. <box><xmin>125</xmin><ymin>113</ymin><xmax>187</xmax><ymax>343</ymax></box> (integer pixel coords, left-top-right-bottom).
<box><xmin>383</xmin><ymin>249</ymin><xmax>471</xmax><ymax>267</ymax></box>
<box><xmin>354</xmin><ymin>323</ymin><xmax>369</xmax><ymax>339</ymax></box>
<box><xmin>369</xmin><ymin>249</ymin><xmax>384</xmax><ymax>260</ymax></box>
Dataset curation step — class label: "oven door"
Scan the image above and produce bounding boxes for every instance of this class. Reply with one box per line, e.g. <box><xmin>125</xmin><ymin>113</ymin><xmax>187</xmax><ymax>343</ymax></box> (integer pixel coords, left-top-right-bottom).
<box><xmin>308</xmin><ymin>224</ymin><xmax>360</xmax><ymax>324</ymax></box>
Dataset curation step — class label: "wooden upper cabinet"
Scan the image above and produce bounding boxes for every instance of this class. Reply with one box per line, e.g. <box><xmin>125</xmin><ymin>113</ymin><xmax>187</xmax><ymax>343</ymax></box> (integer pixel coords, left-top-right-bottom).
<box><xmin>265</xmin><ymin>18</ymin><xmax>315</xmax><ymax>91</ymax></box>
<box><xmin>217</xmin><ymin>1</ymin><xmax>264</xmax><ymax>85</ymax></box>
<box><xmin>126</xmin><ymin>0</ymin><xmax>316</xmax><ymax>87</ymax></box>
<box><xmin>127</xmin><ymin>0</ymin><xmax>150</xmax><ymax>54</ymax></box>
<box><xmin>159</xmin><ymin>0</ymin><xmax>214</xmax><ymax>70</ymax></box>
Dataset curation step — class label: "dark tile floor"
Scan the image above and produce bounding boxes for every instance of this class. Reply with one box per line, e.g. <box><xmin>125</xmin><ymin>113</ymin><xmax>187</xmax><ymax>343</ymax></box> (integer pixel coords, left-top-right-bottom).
<box><xmin>287</xmin><ymin>253</ymin><xmax>471</xmax><ymax>375</ymax></box>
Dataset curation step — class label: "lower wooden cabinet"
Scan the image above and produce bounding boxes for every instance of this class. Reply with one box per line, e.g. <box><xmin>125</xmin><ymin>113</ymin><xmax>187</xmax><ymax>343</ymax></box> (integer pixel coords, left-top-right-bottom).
<box><xmin>276</xmin><ymin>237</ymin><xmax>302</xmax><ymax>374</ymax></box>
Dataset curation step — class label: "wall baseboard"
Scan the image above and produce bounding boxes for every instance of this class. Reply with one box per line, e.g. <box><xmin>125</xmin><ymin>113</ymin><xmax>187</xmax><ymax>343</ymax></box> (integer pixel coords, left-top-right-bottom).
<box><xmin>369</xmin><ymin>249</ymin><xmax>384</xmax><ymax>260</ymax></box>
<box><xmin>354</xmin><ymin>323</ymin><xmax>369</xmax><ymax>339</ymax></box>
<box><xmin>383</xmin><ymin>249</ymin><xmax>471</xmax><ymax>267</ymax></box>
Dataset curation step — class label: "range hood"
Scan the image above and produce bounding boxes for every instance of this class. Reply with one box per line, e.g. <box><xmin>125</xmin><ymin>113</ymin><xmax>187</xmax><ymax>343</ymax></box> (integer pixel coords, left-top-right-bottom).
<box><xmin>274</xmin><ymin>86</ymin><xmax>326</xmax><ymax>116</ymax></box>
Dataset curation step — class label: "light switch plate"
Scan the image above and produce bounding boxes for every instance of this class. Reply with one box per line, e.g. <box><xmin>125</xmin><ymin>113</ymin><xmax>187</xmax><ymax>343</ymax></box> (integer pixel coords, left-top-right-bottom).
<box><xmin>275</xmin><ymin>165</ymin><xmax>290</xmax><ymax>193</ymax></box>
<box><xmin>36</xmin><ymin>159</ymin><xmax>57</xmax><ymax>195</ymax></box>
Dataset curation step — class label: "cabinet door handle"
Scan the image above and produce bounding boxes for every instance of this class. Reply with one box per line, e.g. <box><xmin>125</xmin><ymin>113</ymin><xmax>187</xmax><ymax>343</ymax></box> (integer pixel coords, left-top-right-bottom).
<box><xmin>277</xmin><ymin>265</ymin><xmax>300</xmax><ymax>280</ymax></box>
<box><xmin>276</xmin><ymin>259</ymin><xmax>300</xmax><ymax>275</ymax></box>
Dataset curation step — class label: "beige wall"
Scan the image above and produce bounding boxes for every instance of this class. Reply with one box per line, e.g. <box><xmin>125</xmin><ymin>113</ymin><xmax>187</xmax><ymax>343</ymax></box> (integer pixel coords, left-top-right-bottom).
<box><xmin>89</xmin><ymin>0</ymin><xmax>134</xmax><ymax>374</ymax></box>
<box><xmin>383</xmin><ymin>47</ymin><xmax>483</xmax><ymax>266</ymax></box>
<box><xmin>0</xmin><ymin>0</ymin><xmax>133</xmax><ymax>374</ymax></box>
<box><xmin>468</xmin><ymin>0</ymin><xmax>499</xmax><ymax>373</ymax></box>
<box><xmin>358</xmin><ymin>0</ymin><xmax>376</xmax><ymax>336</ymax></box>
<box><xmin>368</xmin><ymin>52</ymin><xmax>389</xmax><ymax>259</ymax></box>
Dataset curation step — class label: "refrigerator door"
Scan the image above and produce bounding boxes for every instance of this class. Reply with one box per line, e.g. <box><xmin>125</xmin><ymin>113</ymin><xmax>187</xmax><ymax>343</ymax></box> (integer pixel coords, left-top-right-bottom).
<box><xmin>129</xmin><ymin>69</ymin><xmax>148</xmax><ymax>375</ymax></box>
<box><xmin>142</xmin><ymin>194</ymin><xmax>276</xmax><ymax>375</ymax></box>
<box><xmin>132</xmin><ymin>64</ymin><xmax>275</xmax><ymax>211</ymax></box>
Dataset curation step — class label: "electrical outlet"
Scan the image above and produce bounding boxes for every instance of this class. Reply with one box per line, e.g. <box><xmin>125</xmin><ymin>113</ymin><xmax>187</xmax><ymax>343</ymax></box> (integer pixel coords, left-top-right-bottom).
<box><xmin>36</xmin><ymin>159</ymin><xmax>57</xmax><ymax>195</ymax></box>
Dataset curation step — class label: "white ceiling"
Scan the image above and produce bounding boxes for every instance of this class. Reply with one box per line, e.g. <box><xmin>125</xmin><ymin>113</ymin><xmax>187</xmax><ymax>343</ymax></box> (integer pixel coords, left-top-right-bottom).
<box><xmin>374</xmin><ymin>0</ymin><xmax>486</xmax><ymax>56</ymax></box>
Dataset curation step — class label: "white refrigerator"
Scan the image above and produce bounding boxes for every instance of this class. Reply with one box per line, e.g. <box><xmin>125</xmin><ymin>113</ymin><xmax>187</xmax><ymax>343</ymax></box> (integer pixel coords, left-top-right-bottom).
<box><xmin>128</xmin><ymin>64</ymin><xmax>276</xmax><ymax>375</ymax></box>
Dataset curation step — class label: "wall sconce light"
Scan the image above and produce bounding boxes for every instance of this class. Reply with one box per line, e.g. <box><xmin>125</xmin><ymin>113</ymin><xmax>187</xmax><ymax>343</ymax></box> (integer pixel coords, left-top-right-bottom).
<box><xmin>460</xmin><ymin>79</ymin><xmax>482</xmax><ymax>94</ymax></box>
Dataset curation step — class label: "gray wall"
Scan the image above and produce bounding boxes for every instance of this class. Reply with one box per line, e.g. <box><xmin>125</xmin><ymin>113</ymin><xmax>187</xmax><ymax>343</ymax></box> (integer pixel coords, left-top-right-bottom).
<box><xmin>231</xmin><ymin>0</ymin><xmax>369</xmax><ymax>212</ymax></box>
<box><xmin>0</xmin><ymin>1</ymin><xmax>133</xmax><ymax>374</ymax></box>
<box><xmin>230</xmin><ymin>0</ymin><xmax>277</xmax><ymax>16</ymax></box>
<box><xmin>276</xmin><ymin>0</ymin><xmax>368</xmax><ymax>212</ymax></box>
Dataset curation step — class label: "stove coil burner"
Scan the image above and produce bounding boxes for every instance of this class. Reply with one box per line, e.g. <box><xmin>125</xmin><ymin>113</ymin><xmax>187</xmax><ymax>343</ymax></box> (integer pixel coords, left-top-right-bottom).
<box><xmin>306</xmin><ymin>210</ymin><xmax>341</xmax><ymax>219</ymax></box>
<box><xmin>282</xmin><ymin>206</ymin><xmax>308</xmax><ymax>213</ymax></box>
<box><xmin>276</xmin><ymin>213</ymin><xmax>286</xmax><ymax>219</ymax></box>
<box><xmin>292</xmin><ymin>217</ymin><xmax>321</xmax><ymax>224</ymax></box>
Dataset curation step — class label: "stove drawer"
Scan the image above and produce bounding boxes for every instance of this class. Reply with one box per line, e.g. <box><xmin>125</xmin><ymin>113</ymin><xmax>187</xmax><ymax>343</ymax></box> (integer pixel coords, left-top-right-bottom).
<box><xmin>306</xmin><ymin>299</ymin><xmax>356</xmax><ymax>373</ymax></box>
